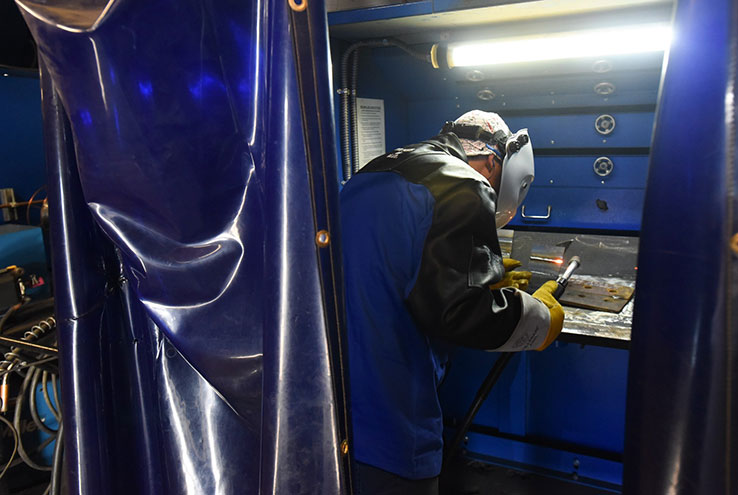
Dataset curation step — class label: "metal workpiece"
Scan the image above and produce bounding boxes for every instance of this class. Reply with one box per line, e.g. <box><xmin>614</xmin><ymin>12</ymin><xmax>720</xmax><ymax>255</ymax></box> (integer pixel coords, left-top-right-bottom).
<box><xmin>559</xmin><ymin>275</ymin><xmax>634</xmax><ymax>348</ymax></box>
<box><xmin>21</xmin><ymin>0</ymin><xmax>349</xmax><ymax>493</ymax></box>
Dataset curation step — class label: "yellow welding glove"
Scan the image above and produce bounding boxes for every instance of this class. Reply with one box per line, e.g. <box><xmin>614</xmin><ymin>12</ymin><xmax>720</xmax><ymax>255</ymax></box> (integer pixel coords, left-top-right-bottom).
<box><xmin>532</xmin><ymin>280</ymin><xmax>565</xmax><ymax>350</ymax></box>
<box><xmin>488</xmin><ymin>258</ymin><xmax>532</xmax><ymax>291</ymax></box>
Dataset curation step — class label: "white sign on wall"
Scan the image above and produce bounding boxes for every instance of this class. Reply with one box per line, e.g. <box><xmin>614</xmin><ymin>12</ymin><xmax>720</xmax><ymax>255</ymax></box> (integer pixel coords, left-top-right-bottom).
<box><xmin>357</xmin><ymin>98</ymin><xmax>385</xmax><ymax>169</ymax></box>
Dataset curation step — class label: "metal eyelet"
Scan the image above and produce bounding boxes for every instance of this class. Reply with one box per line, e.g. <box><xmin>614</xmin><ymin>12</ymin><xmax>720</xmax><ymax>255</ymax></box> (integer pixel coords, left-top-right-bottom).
<box><xmin>316</xmin><ymin>230</ymin><xmax>330</xmax><ymax>247</ymax></box>
<box><xmin>289</xmin><ymin>0</ymin><xmax>307</xmax><ymax>11</ymax></box>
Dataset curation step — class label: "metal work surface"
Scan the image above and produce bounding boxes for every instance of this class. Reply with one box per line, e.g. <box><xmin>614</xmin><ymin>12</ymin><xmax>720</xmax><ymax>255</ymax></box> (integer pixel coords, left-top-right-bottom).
<box><xmin>17</xmin><ymin>0</ymin><xmax>349</xmax><ymax>494</ymax></box>
<box><xmin>560</xmin><ymin>276</ymin><xmax>633</xmax><ymax>348</ymax></box>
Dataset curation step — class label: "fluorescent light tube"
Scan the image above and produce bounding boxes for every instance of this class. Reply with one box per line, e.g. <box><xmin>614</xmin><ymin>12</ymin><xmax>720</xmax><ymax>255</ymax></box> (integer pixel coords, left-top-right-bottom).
<box><xmin>433</xmin><ymin>23</ymin><xmax>673</xmax><ymax>68</ymax></box>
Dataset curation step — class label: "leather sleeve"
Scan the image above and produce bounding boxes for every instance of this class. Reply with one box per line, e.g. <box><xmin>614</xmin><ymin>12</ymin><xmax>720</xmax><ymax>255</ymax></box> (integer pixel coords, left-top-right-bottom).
<box><xmin>405</xmin><ymin>176</ymin><xmax>525</xmax><ymax>349</ymax></box>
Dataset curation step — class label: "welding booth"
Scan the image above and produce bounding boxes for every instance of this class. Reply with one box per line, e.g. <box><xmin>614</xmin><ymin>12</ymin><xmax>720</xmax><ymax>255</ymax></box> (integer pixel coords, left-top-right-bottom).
<box><xmin>0</xmin><ymin>0</ymin><xmax>735</xmax><ymax>494</ymax></box>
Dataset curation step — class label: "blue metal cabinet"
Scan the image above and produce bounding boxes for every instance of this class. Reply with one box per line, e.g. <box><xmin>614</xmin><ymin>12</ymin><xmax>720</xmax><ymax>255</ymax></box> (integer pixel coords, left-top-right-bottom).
<box><xmin>532</xmin><ymin>156</ymin><xmax>649</xmax><ymax>189</ymax></box>
<box><xmin>440</xmin><ymin>345</ymin><xmax>627</xmax><ymax>488</ymax></box>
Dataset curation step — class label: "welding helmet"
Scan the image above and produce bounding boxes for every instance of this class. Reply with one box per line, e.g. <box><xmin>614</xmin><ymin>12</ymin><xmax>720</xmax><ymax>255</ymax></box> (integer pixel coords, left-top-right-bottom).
<box><xmin>495</xmin><ymin>129</ymin><xmax>534</xmax><ymax>228</ymax></box>
<box><xmin>441</xmin><ymin>111</ymin><xmax>535</xmax><ymax>228</ymax></box>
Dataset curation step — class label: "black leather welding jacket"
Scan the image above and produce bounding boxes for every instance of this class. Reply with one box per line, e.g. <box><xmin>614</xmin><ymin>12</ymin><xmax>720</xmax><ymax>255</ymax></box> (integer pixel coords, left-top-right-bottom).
<box><xmin>360</xmin><ymin>133</ymin><xmax>524</xmax><ymax>348</ymax></box>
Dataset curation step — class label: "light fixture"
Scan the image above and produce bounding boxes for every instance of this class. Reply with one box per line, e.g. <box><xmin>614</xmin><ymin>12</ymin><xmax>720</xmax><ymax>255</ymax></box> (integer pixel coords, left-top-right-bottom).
<box><xmin>431</xmin><ymin>23</ymin><xmax>673</xmax><ymax>68</ymax></box>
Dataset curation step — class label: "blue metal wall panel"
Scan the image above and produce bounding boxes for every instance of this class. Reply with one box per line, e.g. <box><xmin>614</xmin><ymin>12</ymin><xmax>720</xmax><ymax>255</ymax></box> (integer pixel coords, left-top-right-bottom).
<box><xmin>440</xmin><ymin>345</ymin><xmax>627</xmax><ymax>485</ymax></box>
<box><xmin>408</xmin><ymin>100</ymin><xmax>654</xmax><ymax>148</ymax></box>
<box><xmin>501</xmin><ymin>113</ymin><xmax>654</xmax><ymax>148</ymax></box>
<box><xmin>534</xmin><ymin>156</ymin><xmax>649</xmax><ymax>189</ymax></box>
<box><xmin>328</xmin><ymin>1</ymin><xmax>433</xmax><ymax>25</ymax></box>
<box><xmin>465</xmin><ymin>433</ymin><xmax>623</xmax><ymax>489</ymax></box>
<box><xmin>527</xmin><ymin>345</ymin><xmax>628</xmax><ymax>454</ymax></box>
<box><xmin>508</xmin><ymin>186</ymin><xmax>644</xmax><ymax>231</ymax></box>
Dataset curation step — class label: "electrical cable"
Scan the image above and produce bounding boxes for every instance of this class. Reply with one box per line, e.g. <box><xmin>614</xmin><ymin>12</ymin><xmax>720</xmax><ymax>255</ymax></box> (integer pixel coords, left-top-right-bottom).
<box><xmin>30</xmin><ymin>368</ymin><xmax>57</xmax><ymax>435</ymax></box>
<box><xmin>0</xmin><ymin>356</ymin><xmax>57</xmax><ymax>379</ymax></box>
<box><xmin>0</xmin><ymin>413</ymin><xmax>18</xmax><ymax>481</ymax></box>
<box><xmin>49</xmin><ymin>424</ymin><xmax>63</xmax><ymax>495</ymax></box>
<box><xmin>42</xmin><ymin>371</ymin><xmax>60</xmax><ymax>422</ymax></box>
<box><xmin>50</xmin><ymin>374</ymin><xmax>60</xmax><ymax>419</ymax></box>
<box><xmin>13</xmin><ymin>368</ymin><xmax>51</xmax><ymax>471</ymax></box>
<box><xmin>7</xmin><ymin>434</ymin><xmax>56</xmax><ymax>470</ymax></box>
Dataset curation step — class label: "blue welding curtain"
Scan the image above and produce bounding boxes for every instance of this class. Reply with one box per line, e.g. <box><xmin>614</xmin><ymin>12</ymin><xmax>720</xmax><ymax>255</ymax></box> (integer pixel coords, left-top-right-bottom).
<box><xmin>17</xmin><ymin>0</ymin><xmax>350</xmax><ymax>493</ymax></box>
<box><xmin>625</xmin><ymin>0</ymin><xmax>738</xmax><ymax>493</ymax></box>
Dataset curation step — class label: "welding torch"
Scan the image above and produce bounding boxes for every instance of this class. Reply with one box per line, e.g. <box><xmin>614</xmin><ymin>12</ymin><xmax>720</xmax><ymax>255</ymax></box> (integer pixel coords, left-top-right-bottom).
<box><xmin>552</xmin><ymin>255</ymin><xmax>581</xmax><ymax>300</ymax></box>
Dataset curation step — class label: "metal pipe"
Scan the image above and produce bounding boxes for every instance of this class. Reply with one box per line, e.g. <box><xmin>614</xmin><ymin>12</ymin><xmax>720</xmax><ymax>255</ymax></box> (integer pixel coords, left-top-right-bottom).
<box><xmin>0</xmin><ymin>336</ymin><xmax>57</xmax><ymax>354</ymax></box>
<box><xmin>339</xmin><ymin>39</ymin><xmax>430</xmax><ymax>181</ymax></box>
<box><xmin>0</xmin><ymin>200</ymin><xmax>45</xmax><ymax>209</ymax></box>
<box><xmin>351</xmin><ymin>49</ymin><xmax>360</xmax><ymax>174</ymax></box>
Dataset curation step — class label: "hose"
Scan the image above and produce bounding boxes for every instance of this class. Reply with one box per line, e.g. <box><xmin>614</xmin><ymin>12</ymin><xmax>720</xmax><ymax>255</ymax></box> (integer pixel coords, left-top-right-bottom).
<box><xmin>51</xmin><ymin>374</ymin><xmax>60</xmax><ymax>419</ymax></box>
<box><xmin>339</xmin><ymin>39</ymin><xmax>430</xmax><ymax>181</ymax></box>
<box><xmin>49</xmin><ymin>424</ymin><xmax>63</xmax><ymax>495</ymax></box>
<box><xmin>0</xmin><ymin>414</ymin><xmax>18</xmax><ymax>480</ymax></box>
<box><xmin>42</xmin><ymin>371</ymin><xmax>60</xmax><ymax>422</ymax></box>
<box><xmin>30</xmin><ymin>368</ymin><xmax>57</xmax><ymax>435</ymax></box>
<box><xmin>13</xmin><ymin>367</ymin><xmax>51</xmax><ymax>471</ymax></box>
<box><xmin>445</xmin><ymin>352</ymin><xmax>515</xmax><ymax>463</ymax></box>
<box><xmin>6</xmin><ymin>434</ymin><xmax>55</xmax><ymax>471</ymax></box>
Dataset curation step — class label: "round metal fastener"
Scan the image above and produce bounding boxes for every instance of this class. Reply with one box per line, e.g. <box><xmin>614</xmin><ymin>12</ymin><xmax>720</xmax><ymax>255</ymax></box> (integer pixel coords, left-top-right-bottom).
<box><xmin>592</xmin><ymin>59</ymin><xmax>613</xmax><ymax>73</ymax></box>
<box><xmin>466</xmin><ymin>70</ymin><xmax>485</xmax><ymax>82</ymax></box>
<box><xmin>477</xmin><ymin>88</ymin><xmax>495</xmax><ymax>101</ymax></box>
<box><xmin>730</xmin><ymin>233</ymin><xmax>738</xmax><ymax>254</ymax></box>
<box><xmin>594</xmin><ymin>82</ymin><xmax>615</xmax><ymax>96</ymax></box>
<box><xmin>340</xmin><ymin>439</ymin><xmax>349</xmax><ymax>456</ymax></box>
<box><xmin>595</xmin><ymin>114</ymin><xmax>616</xmax><ymax>135</ymax></box>
<box><xmin>316</xmin><ymin>230</ymin><xmax>330</xmax><ymax>247</ymax></box>
<box><xmin>593</xmin><ymin>156</ymin><xmax>614</xmax><ymax>177</ymax></box>
<box><xmin>288</xmin><ymin>0</ymin><xmax>307</xmax><ymax>11</ymax></box>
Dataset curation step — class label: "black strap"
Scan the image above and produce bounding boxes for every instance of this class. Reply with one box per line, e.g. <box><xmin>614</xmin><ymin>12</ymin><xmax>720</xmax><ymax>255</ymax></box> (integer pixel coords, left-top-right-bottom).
<box><xmin>441</xmin><ymin>122</ymin><xmax>509</xmax><ymax>155</ymax></box>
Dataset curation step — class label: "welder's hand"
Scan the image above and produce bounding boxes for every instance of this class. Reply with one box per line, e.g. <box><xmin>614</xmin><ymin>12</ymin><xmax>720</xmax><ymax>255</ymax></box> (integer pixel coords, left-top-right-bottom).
<box><xmin>488</xmin><ymin>258</ymin><xmax>532</xmax><ymax>291</ymax></box>
<box><xmin>532</xmin><ymin>280</ymin><xmax>565</xmax><ymax>350</ymax></box>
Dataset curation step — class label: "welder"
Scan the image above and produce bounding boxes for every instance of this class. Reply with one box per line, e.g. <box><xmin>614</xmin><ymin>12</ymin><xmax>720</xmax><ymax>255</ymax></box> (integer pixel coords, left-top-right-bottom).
<box><xmin>340</xmin><ymin>110</ymin><xmax>565</xmax><ymax>495</ymax></box>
